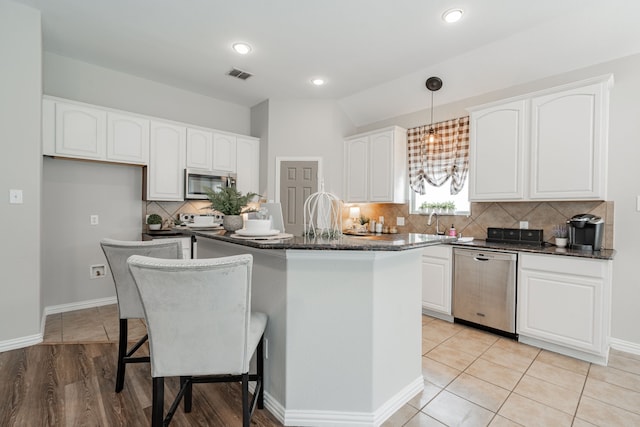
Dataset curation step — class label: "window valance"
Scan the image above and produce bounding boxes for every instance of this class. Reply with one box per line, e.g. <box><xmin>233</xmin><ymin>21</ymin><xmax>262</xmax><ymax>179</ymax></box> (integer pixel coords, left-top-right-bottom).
<box><xmin>407</xmin><ymin>116</ymin><xmax>470</xmax><ymax>195</ymax></box>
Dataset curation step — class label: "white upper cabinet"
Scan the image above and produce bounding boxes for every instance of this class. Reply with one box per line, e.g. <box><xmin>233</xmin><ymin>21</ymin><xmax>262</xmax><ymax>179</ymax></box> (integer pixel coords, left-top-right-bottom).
<box><xmin>344</xmin><ymin>126</ymin><xmax>407</xmax><ymax>203</ymax></box>
<box><xmin>469</xmin><ymin>100</ymin><xmax>527</xmax><ymax>200</ymax></box>
<box><xmin>236</xmin><ymin>136</ymin><xmax>260</xmax><ymax>195</ymax></box>
<box><xmin>529</xmin><ymin>81</ymin><xmax>609</xmax><ymax>199</ymax></box>
<box><xmin>106</xmin><ymin>112</ymin><xmax>149</xmax><ymax>164</ymax></box>
<box><xmin>147</xmin><ymin>121</ymin><xmax>186</xmax><ymax>201</ymax></box>
<box><xmin>468</xmin><ymin>75</ymin><xmax>612</xmax><ymax>201</ymax></box>
<box><xmin>186</xmin><ymin>127</ymin><xmax>213</xmax><ymax>170</ymax></box>
<box><xmin>344</xmin><ymin>137</ymin><xmax>369</xmax><ymax>202</ymax></box>
<box><xmin>44</xmin><ymin>99</ymin><xmax>107</xmax><ymax>160</ymax></box>
<box><xmin>213</xmin><ymin>133</ymin><xmax>237</xmax><ymax>172</ymax></box>
<box><xmin>43</xmin><ymin>96</ymin><xmax>148</xmax><ymax>165</ymax></box>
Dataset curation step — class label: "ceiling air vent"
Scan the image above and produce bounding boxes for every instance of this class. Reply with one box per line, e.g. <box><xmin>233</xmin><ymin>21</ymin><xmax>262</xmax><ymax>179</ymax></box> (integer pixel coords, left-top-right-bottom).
<box><xmin>227</xmin><ymin>67</ymin><xmax>253</xmax><ymax>80</ymax></box>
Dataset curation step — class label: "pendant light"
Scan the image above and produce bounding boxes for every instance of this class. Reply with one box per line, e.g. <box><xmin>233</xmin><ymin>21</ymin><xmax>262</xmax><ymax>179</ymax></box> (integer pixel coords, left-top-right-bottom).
<box><xmin>424</xmin><ymin>76</ymin><xmax>443</xmax><ymax>145</ymax></box>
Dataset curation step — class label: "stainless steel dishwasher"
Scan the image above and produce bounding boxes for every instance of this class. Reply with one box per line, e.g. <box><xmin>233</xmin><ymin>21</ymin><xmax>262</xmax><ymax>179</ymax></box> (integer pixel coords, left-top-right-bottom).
<box><xmin>453</xmin><ymin>248</ymin><xmax>517</xmax><ymax>337</ymax></box>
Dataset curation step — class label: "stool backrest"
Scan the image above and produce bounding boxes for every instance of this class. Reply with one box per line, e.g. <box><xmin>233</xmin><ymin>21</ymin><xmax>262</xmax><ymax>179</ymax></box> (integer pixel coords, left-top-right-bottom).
<box><xmin>100</xmin><ymin>238</ymin><xmax>183</xmax><ymax>319</ymax></box>
<box><xmin>127</xmin><ymin>254</ymin><xmax>254</xmax><ymax>377</ymax></box>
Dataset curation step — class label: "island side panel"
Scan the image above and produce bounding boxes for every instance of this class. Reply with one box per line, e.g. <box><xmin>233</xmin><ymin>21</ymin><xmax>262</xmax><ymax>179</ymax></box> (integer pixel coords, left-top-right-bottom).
<box><xmin>285</xmin><ymin>249</ymin><xmax>423</xmax><ymax>418</ymax></box>
<box><xmin>371</xmin><ymin>248</ymin><xmax>423</xmax><ymax>409</ymax></box>
<box><xmin>196</xmin><ymin>238</ymin><xmax>288</xmax><ymax>414</ymax></box>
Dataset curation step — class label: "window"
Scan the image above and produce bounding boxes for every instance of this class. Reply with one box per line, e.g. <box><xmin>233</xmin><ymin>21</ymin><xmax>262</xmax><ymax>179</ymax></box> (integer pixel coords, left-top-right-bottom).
<box><xmin>410</xmin><ymin>180</ymin><xmax>470</xmax><ymax>215</ymax></box>
<box><xmin>406</xmin><ymin>117</ymin><xmax>471</xmax><ymax>215</ymax></box>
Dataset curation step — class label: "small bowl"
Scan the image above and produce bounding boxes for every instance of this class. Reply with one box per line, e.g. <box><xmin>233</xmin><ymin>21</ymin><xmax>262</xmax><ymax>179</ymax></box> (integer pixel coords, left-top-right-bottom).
<box><xmin>244</xmin><ymin>219</ymin><xmax>271</xmax><ymax>232</ymax></box>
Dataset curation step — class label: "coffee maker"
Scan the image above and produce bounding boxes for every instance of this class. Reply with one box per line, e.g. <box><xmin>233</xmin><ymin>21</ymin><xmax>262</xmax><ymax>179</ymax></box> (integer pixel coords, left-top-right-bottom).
<box><xmin>567</xmin><ymin>214</ymin><xmax>604</xmax><ymax>251</ymax></box>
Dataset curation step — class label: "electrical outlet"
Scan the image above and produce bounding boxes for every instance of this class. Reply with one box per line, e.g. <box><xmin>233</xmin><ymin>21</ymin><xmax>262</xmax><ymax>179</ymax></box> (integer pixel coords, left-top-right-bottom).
<box><xmin>519</xmin><ymin>221</ymin><xmax>529</xmax><ymax>229</ymax></box>
<box><xmin>90</xmin><ymin>264</ymin><xmax>105</xmax><ymax>279</ymax></box>
<box><xmin>90</xmin><ymin>215</ymin><xmax>99</xmax><ymax>225</ymax></box>
<box><xmin>9</xmin><ymin>189</ymin><xmax>23</xmax><ymax>204</ymax></box>
<box><xmin>397</xmin><ymin>217</ymin><xmax>405</xmax><ymax>226</ymax></box>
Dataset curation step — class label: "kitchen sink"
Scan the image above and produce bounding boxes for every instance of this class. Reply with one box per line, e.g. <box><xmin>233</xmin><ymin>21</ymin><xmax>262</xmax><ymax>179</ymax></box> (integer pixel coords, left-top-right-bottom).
<box><xmin>345</xmin><ymin>233</ymin><xmax>450</xmax><ymax>241</ymax></box>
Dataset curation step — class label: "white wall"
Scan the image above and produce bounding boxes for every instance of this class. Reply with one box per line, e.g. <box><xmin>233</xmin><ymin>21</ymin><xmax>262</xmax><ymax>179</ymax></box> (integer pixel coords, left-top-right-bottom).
<box><xmin>261</xmin><ymin>99</ymin><xmax>356</xmax><ymax>201</ymax></box>
<box><xmin>42</xmin><ymin>158</ymin><xmax>143</xmax><ymax>307</ymax></box>
<box><xmin>44</xmin><ymin>52</ymin><xmax>252</xmax><ymax>135</ymax></box>
<box><xmin>0</xmin><ymin>0</ymin><xmax>42</xmax><ymax>346</ymax></box>
<box><xmin>251</xmin><ymin>100</ymin><xmax>270</xmax><ymax>198</ymax></box>
<box><xmin>360</xmin><ymin>53</ymin><xmax>640</xmax><ymax>350</ymax></box>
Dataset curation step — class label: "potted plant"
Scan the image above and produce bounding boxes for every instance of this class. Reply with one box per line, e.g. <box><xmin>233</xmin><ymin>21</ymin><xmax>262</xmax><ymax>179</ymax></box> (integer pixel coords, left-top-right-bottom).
<box><xmin>553</xmin><ymin>224</ymin><xmax>568</xmax><ymax>248</ymax></box>
<box><xmin>205</xmin><ymin>187</ymin><xmax>259</xmax><ymax>231</ymax></box>
<box><xmin>147</xmin><ymin>213</ymin><xmax>163</xmax><ymax>230</ymax></box>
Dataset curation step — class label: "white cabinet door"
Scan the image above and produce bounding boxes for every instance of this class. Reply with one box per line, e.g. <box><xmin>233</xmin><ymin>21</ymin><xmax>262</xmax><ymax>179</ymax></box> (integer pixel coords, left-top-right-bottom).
<box><xmin>106</xmin><ymin>112</ymin><xmax>149</xmax><ymax>164</ymax></box>
<box><xmin>369</xmin><ymin>131</ymin><xmax>394</xmax><ymax>202</ymax></box>
<box><xmin>213</xmin><ymin>133</ymin><xmax>237</xmax><ymax>172</ymax></box>
<box><xmin>468</xmin><ymin>75</ymin><xmax>612</xmax><ymax>202</ymax></box>
<box><xmin>529</xmin><ymin>81</ymin><xmax>609</xmax><ymax>200</ymax></box>
<box><xmin>54</xmin><ymin>102</ymin><xmax>106</xmax><ymax>160</ymax></box>
<box><xmin>344</xmin><ymin>137</ymin><xmax>369</xmax><ymax>202</ymax></box>
<box><xmin>518</xmin><ymin>253</ymin><xmax>611</xmax><ymax>362</ymax></box>
<box><xmin>344</xmin><ymin>126</ymin><xmax>406</xmax><ymax>203</ymax></box>
<box><xmin>186</xmin><ymin>128</ymin><xmax>213</xmax><ymax>170</ymax></box>
<box><xmin>236</xmin><ymin>137</ymin><xmax>260</xmax><ymax>195</ymax></box>
<box><xmin>421</xmin><ymin>245</ymin><xmax>452</xmax><ymax>317</ymax></box>
<box><xmin>469</xmin><ymin>100</ymin><xmax>526</xmax><ymax>200</ymax></box>
<box><xmin>147</xmin><ymin>121</ymin><xmax>186</xmax><ymax>201</ymax></box>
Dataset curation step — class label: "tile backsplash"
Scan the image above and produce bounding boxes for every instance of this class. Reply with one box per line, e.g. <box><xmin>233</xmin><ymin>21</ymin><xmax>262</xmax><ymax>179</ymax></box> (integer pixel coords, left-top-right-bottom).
<box><xmin>147</xmin><ymin>199</ymin><xmax>614</xmax><ymax>249</ymax></box>
<box><xmin>345</xmin><ymin>200</ymin><xmax>614</xmax><ymax>249</ymax></box>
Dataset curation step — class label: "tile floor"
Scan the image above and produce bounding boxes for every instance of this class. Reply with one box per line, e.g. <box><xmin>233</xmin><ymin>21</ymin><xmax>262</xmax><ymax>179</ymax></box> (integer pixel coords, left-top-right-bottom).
<box><xmin>43</xmin><ymin>305</ymin><xmax>640</xmax><ymax>426</ymax></box>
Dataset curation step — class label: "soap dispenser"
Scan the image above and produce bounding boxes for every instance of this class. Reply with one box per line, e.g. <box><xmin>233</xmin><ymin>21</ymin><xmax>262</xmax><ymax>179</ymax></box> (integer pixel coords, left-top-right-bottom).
<box><xmin>448</xmin><ymin>224</ymin><xmax>457</xmax><ymax>237</ymax></box>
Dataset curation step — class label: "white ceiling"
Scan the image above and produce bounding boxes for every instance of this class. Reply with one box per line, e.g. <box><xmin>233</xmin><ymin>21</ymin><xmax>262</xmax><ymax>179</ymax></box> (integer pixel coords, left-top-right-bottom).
<box><xmin>14</xmin><ymin>0</ymin><xmax>640</xmax><ymax>126</ymax></box>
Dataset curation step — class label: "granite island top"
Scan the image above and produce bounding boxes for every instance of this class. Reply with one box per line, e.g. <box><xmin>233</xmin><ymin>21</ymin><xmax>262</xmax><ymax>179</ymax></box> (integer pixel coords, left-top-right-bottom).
<box><xmin>189</xmin><ymin>229</ymin><xmax>456</xmax><ymax>251</ymax></box>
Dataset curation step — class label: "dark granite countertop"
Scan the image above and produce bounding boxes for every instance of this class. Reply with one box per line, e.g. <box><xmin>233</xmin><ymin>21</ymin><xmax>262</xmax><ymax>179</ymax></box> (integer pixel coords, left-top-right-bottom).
<box><xmin>147</xmin><ymin>227</ymin><xmax>615</xmax><ymax>259</ymax></box>
<box><xmin>449</xmin><ymin>239</ymin><xmax>616</xmax><ymax>260</ymax></box>
<box><xmin>190</xmin><ymin>229</ymin><xmax>456</xmax><ymax>251</ymax></box>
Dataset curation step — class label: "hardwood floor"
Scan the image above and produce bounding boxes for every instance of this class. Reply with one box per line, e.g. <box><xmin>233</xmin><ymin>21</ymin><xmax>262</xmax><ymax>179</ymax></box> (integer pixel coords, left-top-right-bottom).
<box><xmin>8</xmin><ymin>306</ymin><xmax>640</xmax><ymax>426</ymax></box>
<box><xmin>0</xmin><ymin>341</ymin><xmax>282</xmax><ymax>426</ymax></box>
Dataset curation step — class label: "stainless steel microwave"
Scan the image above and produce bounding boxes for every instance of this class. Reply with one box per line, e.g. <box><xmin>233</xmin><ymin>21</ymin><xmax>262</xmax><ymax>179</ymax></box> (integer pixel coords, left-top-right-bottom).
<box><xmin>185</xmin><ymin>169</ymin><xmax>236</xmax><ymax>199</ymax></box>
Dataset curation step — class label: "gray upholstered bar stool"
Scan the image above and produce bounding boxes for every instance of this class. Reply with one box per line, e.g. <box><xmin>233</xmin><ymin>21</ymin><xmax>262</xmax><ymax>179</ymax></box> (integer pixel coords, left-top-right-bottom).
<box><xmin>100</xmin><ymin>238</ymin><xmax>183</xmax><ymax>393</ymax></box>
<box><xmin>127</xmin><ymin>254</ymin><xmax>267</xmax><ymax>427</ymax></box>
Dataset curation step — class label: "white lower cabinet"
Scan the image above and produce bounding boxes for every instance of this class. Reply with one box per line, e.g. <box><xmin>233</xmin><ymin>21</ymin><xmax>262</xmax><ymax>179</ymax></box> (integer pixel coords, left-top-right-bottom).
<box><xmin>518</xmin><ymin>253</ymin><xmax>612</xmax><ymax>364</ymax></box>
<box><xmin>421</xmin><ymin>245</ymin><xmax>452</xmax><ymax>319</ymax></box>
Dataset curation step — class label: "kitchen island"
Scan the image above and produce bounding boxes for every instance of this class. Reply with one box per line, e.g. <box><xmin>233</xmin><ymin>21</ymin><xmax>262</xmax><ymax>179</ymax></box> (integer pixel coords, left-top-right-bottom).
<box><xmin>193</xmin><ymin>231</ymin><xmax>454</xmax><ymax>427</ymax></box>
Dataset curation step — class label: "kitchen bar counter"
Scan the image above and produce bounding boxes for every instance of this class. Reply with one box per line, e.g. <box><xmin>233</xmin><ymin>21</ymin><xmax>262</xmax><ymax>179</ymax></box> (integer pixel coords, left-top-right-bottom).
<box><xmin>450</xmin><ymin>239</ymin><xmax>616</xmax><ymax>260</ymax></box>
<box><xmin>190</xmin><ymin>229</ymin><xmax>456</xmax><ymax>250</ymax></box>
<box><xmin>193</xmin><ymin>230</ymin><xmax>444</xmax><ymax>426</ymax></box>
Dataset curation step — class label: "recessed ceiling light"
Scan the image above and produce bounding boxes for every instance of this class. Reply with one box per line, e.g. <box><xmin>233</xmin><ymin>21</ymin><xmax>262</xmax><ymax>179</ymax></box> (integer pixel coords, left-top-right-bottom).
<box><xmin>232</xmin><ymin>42</ymin><xmax>252</xmax><ymax>55</ymax></box>
<box><xmin>311</xmin><ymin>78</ymin><xmax>326</xmax><ymax>86</ymax></box>
<box><xmin>442</xmin><ymin>8</ymin><xmax>464</xmax><ymax>23</ymax></box>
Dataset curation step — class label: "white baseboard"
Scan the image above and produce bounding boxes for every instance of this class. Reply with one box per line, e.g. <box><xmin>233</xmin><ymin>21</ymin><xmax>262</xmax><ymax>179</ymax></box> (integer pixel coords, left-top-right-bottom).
<box><xmin>280</xmin><ymin>376</ymin><xmax>423</xmax><ymax>426</ymax></box>
<box><xmin>0</xmin><ymin>333</ymin><xmax>43</xmax><ymax>353</ymax></box>
<box><xmin>610</xmin><ymin>337</ymin><xmax>640</xmax><ymax>356</ymax></box>
<box><xmin>43</xmin><ymin>296</ymin><xmax>117</xmax><ymax>316</ymax></box>
<box><xmin>2</xmin><ymin>297</ymin><xmax>118</xmax><ymax>353</ymax></box>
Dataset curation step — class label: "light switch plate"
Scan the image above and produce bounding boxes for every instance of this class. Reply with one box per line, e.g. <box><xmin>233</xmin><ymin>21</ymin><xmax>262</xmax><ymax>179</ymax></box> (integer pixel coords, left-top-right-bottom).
<box><xmin>397</xmin><ymin>217</ymin><xmax>405</xmax><ymax>226</ymax></box>
<box><xmin>519</xmin><ymin>221</ymin><xmax>529</xmax><ymax>229</ymax></box>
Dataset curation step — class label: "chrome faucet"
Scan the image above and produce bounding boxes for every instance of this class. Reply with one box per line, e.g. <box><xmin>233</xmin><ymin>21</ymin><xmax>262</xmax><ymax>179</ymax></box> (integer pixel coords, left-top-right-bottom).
<box><xmin>427</xmin><ymin>212</ymin><xmax>445</xmax><ymax>235</ymax></box>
